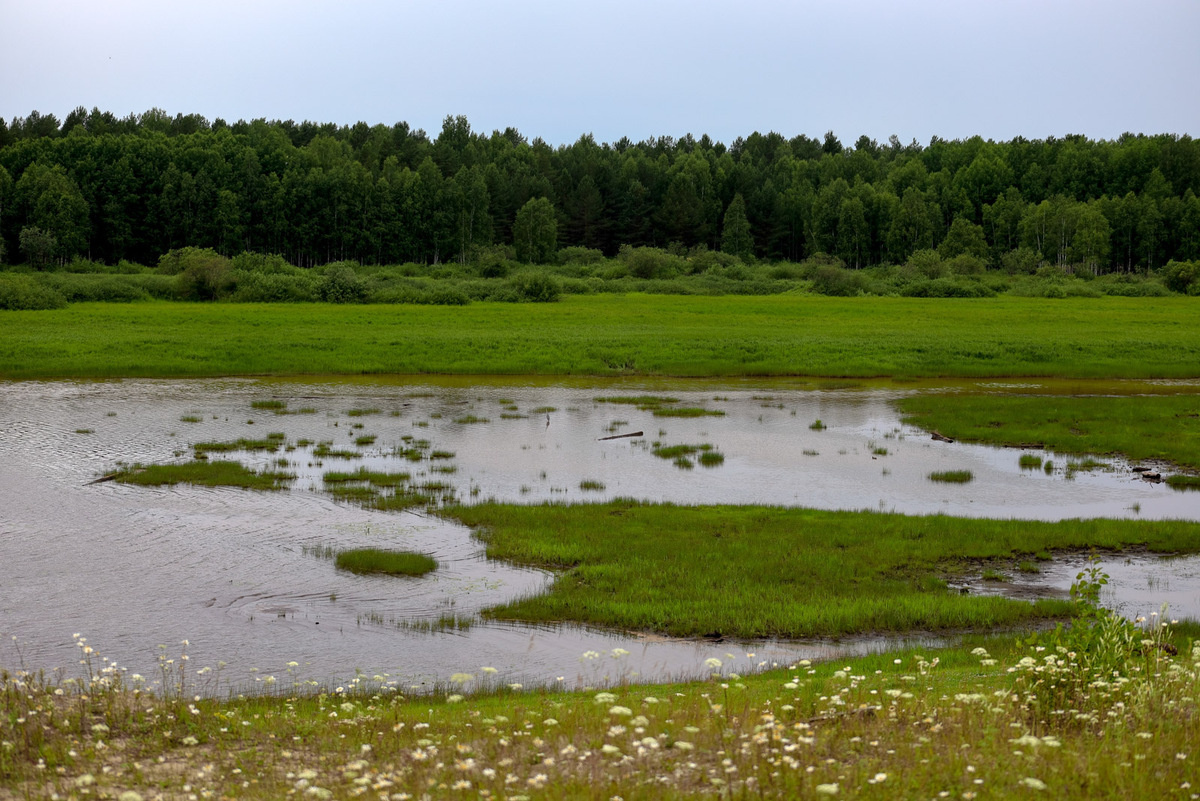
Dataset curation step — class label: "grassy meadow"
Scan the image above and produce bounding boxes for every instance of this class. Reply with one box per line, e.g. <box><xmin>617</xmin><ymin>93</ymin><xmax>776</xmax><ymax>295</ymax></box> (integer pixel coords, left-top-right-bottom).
<box><xmin>443</xmin><ymin>501</ymin><xmax>1200</xmax><ymax>638</ymax></box>
<box><xmin>6</xmin><ymin>293</ymin><xmax>1200</xmax><ymax>798</ymax></box>
<box><xmin>2</xmin><ymin>295</ymin><xmax>1200</xmax><ymax>379</ymax></box>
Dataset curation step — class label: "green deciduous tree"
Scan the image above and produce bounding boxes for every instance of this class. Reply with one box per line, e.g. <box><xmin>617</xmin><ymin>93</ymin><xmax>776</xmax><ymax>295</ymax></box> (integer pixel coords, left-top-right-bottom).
<box><xmin>720</xmin><ymin>193</ymin><xmax>753</xmax><ymax>260</ymax></box>
<box><xmin>19</xmin><ymin>226</ymin><xmax>56</xmax><ymax>269</ymax></box>
<box><xmin>13</xmin><ymin>163</ymin><xmax>90</xmax><ymax>263</ymax></box>
<box><xmin>512</xmin><ymin>197</ymin><xmax>557</xmax><ymax>263</ymax></box>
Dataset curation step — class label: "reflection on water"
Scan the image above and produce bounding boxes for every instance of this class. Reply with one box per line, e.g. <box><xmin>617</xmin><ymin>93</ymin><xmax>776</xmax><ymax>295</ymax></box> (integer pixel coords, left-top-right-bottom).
<box><xmin>1</xmin><ymin>378</ymin><xmax>1197</xmax><ymax>692</ymax></box>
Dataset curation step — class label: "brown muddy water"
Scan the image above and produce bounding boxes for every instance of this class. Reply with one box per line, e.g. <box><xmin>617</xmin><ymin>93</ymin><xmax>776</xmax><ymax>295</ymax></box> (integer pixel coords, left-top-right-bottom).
<box><xmin>1</xmin><ymin>378</ymin><xmax>1198</xmax><ymax>694</ymax></box>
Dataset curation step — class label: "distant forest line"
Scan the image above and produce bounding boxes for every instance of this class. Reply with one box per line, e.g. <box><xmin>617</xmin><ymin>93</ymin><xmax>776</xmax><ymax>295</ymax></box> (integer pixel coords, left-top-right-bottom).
<box><xmin>1</xmin><ymin>106</ymin><xmax>1199</xmax><ymax>277</ymax></box>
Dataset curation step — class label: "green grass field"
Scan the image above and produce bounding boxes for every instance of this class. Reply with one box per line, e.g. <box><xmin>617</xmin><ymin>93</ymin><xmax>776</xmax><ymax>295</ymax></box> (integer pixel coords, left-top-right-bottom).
<box><xmin>3</xmin><ymin>295</ymin><xmax>1200</xmax><ymax>378</ymax></box>
<box><xmin>443</xmin><ymin>501</ymin><xmax>1200</xmax><ymax>638</ymax></box>
<box><xmin>900</xmin><ymin>393</ymin><xmax>1200</xmax><ymax>470</ymax></box>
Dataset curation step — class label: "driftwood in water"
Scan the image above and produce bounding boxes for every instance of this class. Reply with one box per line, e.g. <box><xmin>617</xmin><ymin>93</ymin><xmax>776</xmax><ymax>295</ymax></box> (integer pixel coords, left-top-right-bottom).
<box><xmin>930</xmin><ymin>431</ymin><xmax>955</xmax><ymax>443</ymax></box>
<box><xmin>85</xmin><ymin>473</ymin><xmax>119</xmax><ymax>485</ymax></box>
<box><xmin>598</xmin><ymin>431</ymin><xmax>643</xmax><ymax>441</ymax></box>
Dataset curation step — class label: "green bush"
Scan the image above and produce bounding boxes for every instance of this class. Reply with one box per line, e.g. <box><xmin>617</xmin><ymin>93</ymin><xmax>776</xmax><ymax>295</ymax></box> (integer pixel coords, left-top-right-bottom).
<box><xmin>557</xmin><ymin>246</ymin><xmax>605</xmax><ymax>265</ymax></box>
<box><xmin>230</xmin><ymin>271</ymin><xmax>319</xmax><ymax>302</ymax></box>
<box><xmin>901</xmin><ymin>278</ymin><xmax>995</xmax><ymax>298</ymax></box>
<box><xmin>0</xmin><ymin>274</ymin><xmax>68</xmax><ymax>310</ymax></box>
<box><xmin>318</xmin><ymin>263</ymin><xmax>366</xmax><ymax>303</ymax></box>
<box><xmin>159</xmin><ymin>247</ymin><xmax>233</xmax><ymax>300</ymax></box>
<box><xmin>43</xmin><ymin>273</ymin><xmax>152</xmax><ymax>302</ymax></box>
<box><xmin>1161</xmin><ymin>260</ymin><xmax>1200</xmax><ymax>294</ymax></box>
<box><xmin>231</xmin><ymin>251</ymin><xmax>301</xmax><ymax>275</ymax></box>
<box><xmin>508</xmin><ymin>270</ymin><xmax>561</xmax><ymax>302</ymax></box>
<box><xmin>618</xmin><ymin>246</ymin><xmax>686</xmax><ymax>279</ymax></box>
<box><xmin>945</xmin><ymin>254</ymin><xmax>987</xmax><ymax>276</ymax></box>
<box><xmin>809</xmin><ymin>264</ymin><xmax>867</xmax><ymax>296</ymax></box>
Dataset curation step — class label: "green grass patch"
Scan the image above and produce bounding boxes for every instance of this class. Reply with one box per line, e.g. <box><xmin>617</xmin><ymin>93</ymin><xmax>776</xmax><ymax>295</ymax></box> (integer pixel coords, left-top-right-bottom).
<box><xmin>114</xmin><ymin>460</ymin><xmax>294</xmax><ymax>490</ymax></box>
<box><xmin>900</xmin><ymin>393</ymin><xmax>1200</xmax><ymax>470</ymax></box>
<box><xmin>929</xmin><ymin>470</ymin><xmax>973</xmax><ymax>483</ymax></box>
<box><xmin>1167</xmin><ymin>474</ymin><xmax>1200</xmax><ymax>490</ymax></box>
<box><xmin>250</xmin><ymin>399</ymin><xmax>287</xmax><ymax>410</ymax></box>
<box><xmin>179</xmin><ymin>414</ymin><xmax>203</xmax><ymax>423</ymax></box>
<box><xmin>810</xmin><ymin>419</ymin><xmax>826</xmax><ymax>430</ymax></box>
<box><xmin>193</xmin><ymin>437</ymin><xmax>282</xmax><ymax>455</ymax></box>
<box><xmin>354</xmin><ymin>434</ymin><xmax>377</xmax><ymax>446</ymax></box>
<box><xmin>698</xmin><ymin>450</ymin><xmax>725</xmax><ymax>467</ymax></box>
<box><xmin>346</xmin><ymin>407</ymin><xmax>381</xmax><ymax>417</ymax></box>
<box><xmin>5</xmin><ymin>297</ymin><xmax>1200</xmax><ymax>379</ymax></box>
<box><xmin>322</xmin><ymin>468</ymin><xmax>411</xmax><ymax>487</ymax></box>
<box><xmin>453</xmin><ymin>415</ymin><xmax>489</xmax><ymax>424</ymax></box>
<box><xmin>651</xmin><ymin>443</ymin><xmax>713</xmax><ymax>460</ymax></box>
<box><xmin>274</xmin><ymin>406</ymin><xmax>316</xmax><ymax>415</ymax></box>
<box><xmin>442</xmin><ymin>501</ymin><xmax>1200</xmax><ymax>638</ymax></box>
<box><xmin>312</xmin><ymin>441</ymin><xmax>357</xmax><ymax>459</ymax></box>
<box><xmin>530</xmin><ymin>405</ymin><xmax>557</xmax><ymax>414</ymax></box>
<box><xmin>578</xmin><ymin>479</ymin><xmax>606</xmax><ymax>491</ymax></box>
<box><xmin>595</xmin><ymin>395</ymin><xmax>679</xmax><ymax>409</ymax></box>
<box><xmin>1019</xmin><ymin>453</ymin><xmax>1043</xmax><ymax>469</ymax></box>
<box><xmin>334</xmin><ymin>548</ymin><xmax>437</xmax><ymax>576</ymax></box>
<box><xmin>652</xmin><ymin>406</ymin><xmax>725</xmax><ymax>418</ymax></box>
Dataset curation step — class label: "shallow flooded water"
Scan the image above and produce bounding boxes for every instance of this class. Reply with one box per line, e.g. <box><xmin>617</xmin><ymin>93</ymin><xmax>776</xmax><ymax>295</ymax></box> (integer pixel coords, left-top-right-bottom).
<box><xmin>1</xmin><ymin>377</ymin><xmax>1198</xmax><ymax>692</ymax></box>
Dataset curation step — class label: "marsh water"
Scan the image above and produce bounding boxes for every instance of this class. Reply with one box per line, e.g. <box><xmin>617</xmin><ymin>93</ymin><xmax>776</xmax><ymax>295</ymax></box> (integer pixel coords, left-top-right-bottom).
<box><xmin>2</xmin><ymin>377</ymin><xmax>1198</xmax><ymax>692</ymax></box>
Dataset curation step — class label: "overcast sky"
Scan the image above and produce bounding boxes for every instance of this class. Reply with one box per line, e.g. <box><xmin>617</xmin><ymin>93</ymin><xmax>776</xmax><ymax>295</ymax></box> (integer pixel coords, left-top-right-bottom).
<box><xmin>3</xmin><ymin>0</ymin><xmax>1198</xmax><ymax>147</ymax></box>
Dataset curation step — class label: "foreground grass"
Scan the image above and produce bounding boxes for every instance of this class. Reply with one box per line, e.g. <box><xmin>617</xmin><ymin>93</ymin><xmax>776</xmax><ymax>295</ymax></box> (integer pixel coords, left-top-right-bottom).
<box><xmin>443</xmin><ymin>501</ymin><xmax>1200</xmax><ymax>638</ymax></box>
<box><xmin>3</xmin><ymin>626</ymin><xmax>1197</xmax><ymax>800</ymax></box>
<box><xmin>3</xmin><ymin>296</ymin><xmax>1200</xmax><ymax>379</ymax></box>
<box><xmin>900</xmin><ymin>393</ymin><xmax>1200</xmax><ymax>470</ymax></box>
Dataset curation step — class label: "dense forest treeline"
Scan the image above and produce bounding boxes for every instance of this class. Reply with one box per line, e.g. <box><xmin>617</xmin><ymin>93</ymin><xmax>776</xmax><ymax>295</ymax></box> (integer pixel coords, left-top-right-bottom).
<box><xmin>1</xmin><ymin>106</ymin><xmax>1199</xmax><ymax>276</ymax></box>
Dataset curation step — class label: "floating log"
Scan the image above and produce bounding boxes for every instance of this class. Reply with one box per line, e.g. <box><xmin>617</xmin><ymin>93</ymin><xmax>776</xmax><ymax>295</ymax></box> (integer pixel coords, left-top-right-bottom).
<box><xmin>85</xmin><ymin>473</ymin><xmax>118</xmax><ymax>485</ymax></box>
<box><xmin>598</xmin><ymin>431</ymin><xmax>643</xmax><ymax>441</ymax></box>
<box><xmin>930</xmin><ymin>431</ymin><xmax>955</xmax><ymax>443</ymax></box>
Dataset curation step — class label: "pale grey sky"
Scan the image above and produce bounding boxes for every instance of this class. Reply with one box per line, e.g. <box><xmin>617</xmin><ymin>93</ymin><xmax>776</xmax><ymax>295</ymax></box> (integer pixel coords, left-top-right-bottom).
<box><xmin>2</xmin><ymin>0</ymin><xmax>1198</xmax><ymax>146</ymax></box>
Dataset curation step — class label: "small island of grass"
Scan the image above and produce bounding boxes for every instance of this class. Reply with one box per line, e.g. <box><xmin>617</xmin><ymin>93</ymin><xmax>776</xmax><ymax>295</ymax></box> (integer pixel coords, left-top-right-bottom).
<box><xmin>334</xmin><ymin>548</ymin><xmax>437</xmax><ymax>576</ymax></box>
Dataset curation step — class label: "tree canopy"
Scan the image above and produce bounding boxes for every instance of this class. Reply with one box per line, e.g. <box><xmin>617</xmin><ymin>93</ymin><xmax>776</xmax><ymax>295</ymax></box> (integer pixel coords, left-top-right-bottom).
<box><xmin>2</xmin><ymin>108</ymin><xmax>1199</xmax><ymax>273</ymax></box>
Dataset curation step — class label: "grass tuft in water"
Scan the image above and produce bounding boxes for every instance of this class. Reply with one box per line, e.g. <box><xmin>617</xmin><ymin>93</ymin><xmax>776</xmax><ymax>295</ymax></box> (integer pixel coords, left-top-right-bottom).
<box><xmin>334</xmin><ymin>548</ymin><xmax>437</xmax><ymax>576</ymax></box>
<box><xmin>354</xmin><ymin>434</ymin><xmax>377</xmax><ymax>446</ymax></box>
<box><xmin>250</xmin><ymin>400</ymin><xmax>287</xmax><ymax>410</ymax></box>
<box><xmin>194</xmin><ymin>438</ymin><xmax>282</xmax><ymax>455</ymax></box>
<box><xmin>929</xmin><ymin>470</ymin><xmax>973</xmax><ymax>483</ymax></box>
<box><xmin>114</xmin><ymin>460</ymin><xmax>294</xmax><ymax>490</ymax></box>
<box><xmin>1166</xmin><ymin>474</ymin><xmax>1200</xmax><ymax>490</ymax></box>
<box><xmin>810</xmin><ymin>419</ymin><xmax>826</xmax><ymax>430</ymax></box>
<box><xmin>179</xmin><ymin>415</ymin><xmax>203</xmax><ymax>423</ymax></box>
<box><xmin>1019</xmin><ymin>453</ymin><xmax>1043</xmax><ymax>469</ymax></box>
<box><xmin>652</xmin><ymin>407</ymin><xmax>725</xmax><ymax>418</ymax></box>
<box><xmin>579</xmin><ymin>479</ymin><xmax>606</xmax><ymax>491</ymax></box>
